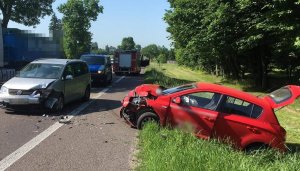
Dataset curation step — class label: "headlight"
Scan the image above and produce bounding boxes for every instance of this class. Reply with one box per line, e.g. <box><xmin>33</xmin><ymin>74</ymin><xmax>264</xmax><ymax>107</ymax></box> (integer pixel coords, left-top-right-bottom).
<box><xmin>0</xmin><ymin>86</ymin><xmax>8</xmax><ymax>94</ymax></box>
<box><xmin>98</xmin><ymin>70</ymin><xmax>103</xmax><ymax>74</ymax></box>
<box><xmin>132</xmin><ymin>97</ymin><xmax>141</xmax><ymax>104</ymax></box>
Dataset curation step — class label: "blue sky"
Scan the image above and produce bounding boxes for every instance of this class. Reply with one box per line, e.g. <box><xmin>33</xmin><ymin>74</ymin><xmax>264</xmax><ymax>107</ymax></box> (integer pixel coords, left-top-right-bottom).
<box><xmin>7</xmin><ymin>0</ymin><xmax>171</xmax><ymax>49</ymax></box>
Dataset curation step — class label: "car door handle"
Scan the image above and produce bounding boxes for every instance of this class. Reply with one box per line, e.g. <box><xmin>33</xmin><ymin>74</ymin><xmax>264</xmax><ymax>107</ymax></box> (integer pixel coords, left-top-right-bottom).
<box><xmin>162</xmin><ymin>106</ymin><xmax>168</xmax><ymax>109</ymax></box>
<box><xmin>246</xmin><ymin>126</ymin><xmax>259</xmax><ymax>133</ymax></box>
<box><xmin>203</xmin><ymin>116</ymin><xmax>215</xmax><ymax>122</ymax></box>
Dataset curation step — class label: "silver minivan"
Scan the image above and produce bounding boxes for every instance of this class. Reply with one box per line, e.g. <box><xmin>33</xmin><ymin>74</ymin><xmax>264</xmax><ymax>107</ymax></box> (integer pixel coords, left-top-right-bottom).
<box><xmin>0</xmin><ymin>59</ymin><xmax>91</xmax><ymax>111</ymax></box>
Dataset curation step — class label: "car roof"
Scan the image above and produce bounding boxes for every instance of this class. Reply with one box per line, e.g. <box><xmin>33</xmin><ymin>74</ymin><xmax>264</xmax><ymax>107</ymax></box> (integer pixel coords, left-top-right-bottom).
<box><xmin>196</xmin><ymin>82</ymin><xmax>264</xmax><ymax>104</ymax></box>
<box><xmin>31</xmin><ymin>58</ymin><xmax>83</xmax><ymax>65</ymax></box>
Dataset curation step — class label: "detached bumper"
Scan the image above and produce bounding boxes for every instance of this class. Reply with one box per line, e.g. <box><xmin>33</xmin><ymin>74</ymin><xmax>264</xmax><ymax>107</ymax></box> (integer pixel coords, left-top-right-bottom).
<box><xmin>0</xmin><ymin>94</ymin><xmax>41</xmax><ymax>105</ymax></box>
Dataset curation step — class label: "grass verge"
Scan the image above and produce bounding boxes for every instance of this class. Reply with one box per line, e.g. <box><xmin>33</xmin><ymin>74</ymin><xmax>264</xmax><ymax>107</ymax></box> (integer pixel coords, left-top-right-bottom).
<box><xmin>137</xmin><ymin>123</ymin><xmax>300</xmax><ymax>171</ymax></box>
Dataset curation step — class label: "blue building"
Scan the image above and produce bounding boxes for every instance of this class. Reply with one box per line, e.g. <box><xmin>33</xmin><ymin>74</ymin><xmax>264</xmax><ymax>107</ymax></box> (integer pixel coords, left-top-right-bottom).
<box><xmin>1</xmin><ymin>27</ymin><xmax>64</xmax><ymax>69</ymax></box>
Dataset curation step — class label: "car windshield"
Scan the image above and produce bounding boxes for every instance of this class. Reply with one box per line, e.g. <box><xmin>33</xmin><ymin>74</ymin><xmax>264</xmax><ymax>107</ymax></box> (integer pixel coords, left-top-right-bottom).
<box><xmin>17</xmin><ymin>63</ymin><xmax>64</xmax><ymax>79</ymax></box>
<box><xmin>269</xmin><ymin>87</ymin><xmax>292</xmax><ymax>104</ymax></box>
<box><xmin>80</xmin><ymin>55</ymin><xmax>105</xmax><ymax>65</ymax></box>
<box><xmin>162</xmin><ymin>84</ymin><xmax>196</xmax><ymax>95</ymax></box>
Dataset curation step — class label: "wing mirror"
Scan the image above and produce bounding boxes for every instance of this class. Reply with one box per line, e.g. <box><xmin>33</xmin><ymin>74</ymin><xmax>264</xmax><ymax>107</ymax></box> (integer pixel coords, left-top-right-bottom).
<box><xmin>65</xmin><ymin>75</ymin><xmax>74</xmax><ymax>80</ymax></box>
<box><xmin>173</xmin><ymin>97</ymin><xmax>181</xmax><ymax>104</ymax></box>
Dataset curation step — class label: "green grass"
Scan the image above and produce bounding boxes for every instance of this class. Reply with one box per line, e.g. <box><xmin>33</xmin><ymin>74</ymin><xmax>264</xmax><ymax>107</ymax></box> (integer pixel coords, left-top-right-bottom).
<box><xmin>137</xmin><ymin>124</ymin><xmax>300</xmax><ymax>171</ymax></box>
<box><xmin>135</xmin><ymin>63</ymin><xmax>300</xmax><ymax>171</ymax></box>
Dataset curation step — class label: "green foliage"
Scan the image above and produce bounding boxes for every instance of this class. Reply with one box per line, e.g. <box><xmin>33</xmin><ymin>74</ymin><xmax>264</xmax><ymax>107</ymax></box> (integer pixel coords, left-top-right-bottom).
<box><xmin>135</xmin><ymin>44</ymin><xmax>142</xmax><ymax>51</ymax></box>
<box><xmin>164</xmin><ymin>0</ymin><xmax>300</xmax><ymax>88</ymax></box>
<box><xmin>141</xmin><ymin>44</ymin><xmax>160</xmax><ymax>60</ymax></box>
<box><xmin>58</xmin><ymin>0</ymin><xmax>103</xmax><ymax>59</ymax></box>
<box><xmin>119</xmin><ymin>37</ymin><xmax>136</xmax><ymax>50</ymax></box>
<box><xmin>0</xmin><ymin>0</ymin><xmax>54</xmax><ymax>28</ymax></box>
<box><xmin>49</xmin><ymin>14</ymin><xmax>62</xmax><ymax>31</ymax></box>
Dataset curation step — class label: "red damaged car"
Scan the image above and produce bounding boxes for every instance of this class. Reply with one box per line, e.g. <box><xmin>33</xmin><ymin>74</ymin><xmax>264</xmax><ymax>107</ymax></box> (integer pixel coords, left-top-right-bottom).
<box><xmin>120</xmin><ymin>83</ymin><xmax>300</xmax><ymax>151</ymax></box>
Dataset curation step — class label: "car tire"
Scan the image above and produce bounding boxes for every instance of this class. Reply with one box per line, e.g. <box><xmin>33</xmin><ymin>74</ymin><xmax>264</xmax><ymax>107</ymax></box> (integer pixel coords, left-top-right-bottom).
<box><xmin>136</xmin><ymin>112</ymin><xmax>159</xmax><ymax>130</ymax></box>
<box><xmin>52</xmin><ymin>95</ymin><xmax>64</xmax><ymax>112</ymax></box>
<box><xmin>245</xmin><ymin>143</ymin><xmax>268</xmax><ymax>154</ymax></box>
<box><xmin>82</xmin><ymin>86</ymin><xmax>90</xmax><ymax>101</ymax></box>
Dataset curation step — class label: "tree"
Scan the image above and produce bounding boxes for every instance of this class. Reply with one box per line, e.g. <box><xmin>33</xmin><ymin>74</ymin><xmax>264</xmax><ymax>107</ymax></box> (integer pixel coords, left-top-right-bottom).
<box><xmin>91</xmin><ymin>42</ymin><xmax>98</xmax><ymax>52</ymax></box>
<box><xmin>135</xmin><ymin>44</ymin><xmax>142</xmax><ymax>51</ymax></box>
<box><xmin>58</xmin><ymin>0</ymin><xmax>103</xmax><ymax>59</ymax></box>
<box><xmin>49</xmin><ymin>14</ymin><xmax>62</xmax><ymax>31</ymax></box>
<box><xmin>165</xmin><ymin>0</ymin><xmax>300</xmax><ymax>88</ymax></box>
<box><xmin>119</xmin><ymin>37</ymin><xmax>135</xmax><ymax>50</ymax></box>
<box><xmin>0</xmin><ymin>0</ymin><xmax>54</xmax><ymax>28</ymax></box>
<box><xmin>141</xmin><ymin>44</ymin><xmax>160</xmax><ymax>60</ymax></box>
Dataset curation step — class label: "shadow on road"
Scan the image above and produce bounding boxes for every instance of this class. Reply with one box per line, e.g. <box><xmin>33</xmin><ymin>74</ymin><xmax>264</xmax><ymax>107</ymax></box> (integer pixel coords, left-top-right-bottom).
<box><xmin>2</xmin><ymin>98</ymin><xmax>122</xmax><ymax>117</ymax></box>
<box><xmin>79</xmin><ymin>98</ymin><xmax>122</xmax><ymax>116</ymax></box>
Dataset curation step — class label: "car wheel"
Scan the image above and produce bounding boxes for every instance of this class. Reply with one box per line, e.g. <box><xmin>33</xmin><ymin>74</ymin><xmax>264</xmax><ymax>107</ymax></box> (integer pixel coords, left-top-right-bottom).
<box><xmin>245</xmin><ymin>143</ymin><xmax>269</xmax><ymax>154</ymax></box>
<box><xmin>137</xmin><ymin>112</ymin><xmax>159</xmax><ymax>129</ymax></box>
<box><xmin>82</xmin><ymin>86</ymin><xmax>90</xmax><ymax>101</ymax></box>
<box><xmin>52</xmin><ymin>95</ymin><xmax>64</xmax><ymax>112</ymax></box>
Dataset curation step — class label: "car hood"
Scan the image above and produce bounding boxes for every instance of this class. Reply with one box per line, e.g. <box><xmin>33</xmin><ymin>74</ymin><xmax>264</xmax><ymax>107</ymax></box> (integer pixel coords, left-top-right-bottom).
<box><xmin>2</xmin><ymin>77</ymin><xmax>56</xmax><ymax>90</ymax></box>
<box><xmin>131</xmin><ymin>84</ymin><xmax>161</xmax><ymax>97</ymax></box>
<box><xmin>88</xmin><ymin>65</ymin><xmax>105</xmax><ymax>72</ymax></box>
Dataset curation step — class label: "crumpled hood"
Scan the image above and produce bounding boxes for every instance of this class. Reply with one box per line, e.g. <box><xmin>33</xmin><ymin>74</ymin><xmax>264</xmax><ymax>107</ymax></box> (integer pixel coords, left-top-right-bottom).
<box><xmin>2</xmin><ymin>77</ymin><xmax>56</xmax><ymax>90</ymax></box>
<box><xmin>132</xmin><ymin>84</ymin><xmax>161</xmax><ymax>97</ymax></box>
<box><xmin>88</xmin><ymin>65</ymin><xmax>105</xmax><ymax>72</ymax></box>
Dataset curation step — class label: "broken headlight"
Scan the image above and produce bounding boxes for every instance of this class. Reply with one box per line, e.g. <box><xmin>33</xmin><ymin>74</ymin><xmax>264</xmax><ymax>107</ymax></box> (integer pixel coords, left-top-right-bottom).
<box><xmin>32</xmin><ymin>89</ymin><xmax>52</xmax><ymax>98</ymax></box>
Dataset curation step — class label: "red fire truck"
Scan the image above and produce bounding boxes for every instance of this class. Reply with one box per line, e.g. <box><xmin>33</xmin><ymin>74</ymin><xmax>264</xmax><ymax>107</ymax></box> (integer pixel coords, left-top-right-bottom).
<box><xmin>113</xmin><ymin>50</ymin><xmax>141</xmax><ymax>75</ymax></box>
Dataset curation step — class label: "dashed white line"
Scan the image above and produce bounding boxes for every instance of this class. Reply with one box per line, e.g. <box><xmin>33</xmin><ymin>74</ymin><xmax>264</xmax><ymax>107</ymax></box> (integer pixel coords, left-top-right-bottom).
<box><xmin>0</xmin><ymin>76</ymin><xmax>125</xmax><ymax>171</ymax></box>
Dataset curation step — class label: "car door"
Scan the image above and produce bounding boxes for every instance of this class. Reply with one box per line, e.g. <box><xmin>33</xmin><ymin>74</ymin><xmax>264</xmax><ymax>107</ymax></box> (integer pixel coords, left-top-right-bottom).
<box><xmin>63</xmin><ymin>64</ymin><xmax>77</xmax><ymax>103</ymax></box>
<box><xmin>212</xmin><ymin>95</ymin><xmax>264</xmax><ymax>148</ymax></box>
<box><xmin>169</xmin><ymin>91</ymin><xmax>221</xmax><ymax>139</ymax></box>
<box><xmin>72</xmin><ymin>62</ymin><xmax>87</xmax><ymax>99</ymax></box>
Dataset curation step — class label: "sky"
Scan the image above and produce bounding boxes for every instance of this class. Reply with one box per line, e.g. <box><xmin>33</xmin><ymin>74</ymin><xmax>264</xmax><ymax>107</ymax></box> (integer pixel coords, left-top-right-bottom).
<box><xmin>7</xmin><ymin>0</ymin><xmax>172</xmax><ymax>49</ymax></box>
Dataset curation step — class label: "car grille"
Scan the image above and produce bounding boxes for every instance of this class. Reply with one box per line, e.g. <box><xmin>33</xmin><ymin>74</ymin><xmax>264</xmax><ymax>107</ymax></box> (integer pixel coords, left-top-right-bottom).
<box><xmin>9</xmin><ymin>89</ymin><xmax>35</xmax><ymax>95</ymax></box>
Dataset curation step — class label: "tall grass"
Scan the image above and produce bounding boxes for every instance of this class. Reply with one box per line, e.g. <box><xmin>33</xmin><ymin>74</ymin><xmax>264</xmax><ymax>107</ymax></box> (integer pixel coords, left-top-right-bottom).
<box><xmin>137</xmin><ymin>124</ymin><xmax>300</xmax><ymax>171</ymax></box>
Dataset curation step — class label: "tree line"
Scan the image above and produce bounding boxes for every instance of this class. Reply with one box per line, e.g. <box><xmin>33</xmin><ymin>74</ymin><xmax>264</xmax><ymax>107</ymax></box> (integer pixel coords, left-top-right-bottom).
<box><xmin>164</xmin><ymin>0</ymin><xmax>300</xmax><ymax>88</ymax></box>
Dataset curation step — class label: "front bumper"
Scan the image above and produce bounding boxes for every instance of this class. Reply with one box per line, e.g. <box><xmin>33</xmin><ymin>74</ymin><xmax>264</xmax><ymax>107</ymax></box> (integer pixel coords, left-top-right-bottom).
<box><xmin>120</xmin><ymin>107</ymin><xmax>138</xmax><ymax>127</ymax></box>
<box><xmin>0</xmin><ymin>94</ymin><xmax>41</xmax><ymax>105</ymax></box>
<box><xmin>91</xmin><ymin>73</ymin><xmax>107</xmax><ymax>83</ymax></box>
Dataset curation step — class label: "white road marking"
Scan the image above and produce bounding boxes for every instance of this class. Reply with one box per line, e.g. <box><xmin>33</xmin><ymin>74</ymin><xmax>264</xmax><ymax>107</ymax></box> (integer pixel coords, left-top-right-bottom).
<box><xmin>0</xmin><ymin>76</ymin><xmax>126</xmax><ymax>171</ymax></box>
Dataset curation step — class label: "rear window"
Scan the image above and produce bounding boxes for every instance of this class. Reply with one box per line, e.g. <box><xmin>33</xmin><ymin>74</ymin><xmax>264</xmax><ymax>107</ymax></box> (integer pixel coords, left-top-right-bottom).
<box><xmin>269</xmin><ymin>87</ymin><xmax>292</xmax><ymax>104</ymax></box>
<box><xmin>80</xmin><ymin>55</ymin><xmax>105</xmax><ymax>65</ymax></box>
<box><xmin>162</xmin><ymin>84</ymin><xmax>196</xmax><ymax>95</ymax></box>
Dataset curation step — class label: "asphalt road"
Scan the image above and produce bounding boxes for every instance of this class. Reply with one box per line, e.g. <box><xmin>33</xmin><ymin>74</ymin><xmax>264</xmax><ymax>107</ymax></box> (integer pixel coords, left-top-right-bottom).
<box><xmin>0</xmin><ymin>74</ymin><xmax>144</xmax><ymax>171</ymax></box>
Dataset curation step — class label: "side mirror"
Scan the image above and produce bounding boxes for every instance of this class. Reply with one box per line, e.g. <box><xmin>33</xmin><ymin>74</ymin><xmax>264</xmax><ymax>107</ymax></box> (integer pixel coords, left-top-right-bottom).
<box><xmin>65</xmin><ymin>75</ymin><xmax>74</xmax><ymax>80</ymax></box>
<box><xmin>173</xmin><ymin>97</ymin><xmax>181</xmax><ymax>104</ymax></box>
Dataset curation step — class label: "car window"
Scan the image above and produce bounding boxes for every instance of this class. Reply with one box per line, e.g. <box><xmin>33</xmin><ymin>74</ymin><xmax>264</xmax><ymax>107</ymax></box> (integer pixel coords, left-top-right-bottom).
<box><xmin>181</xmin><ymin>92</ymin><xmax>221</xmax><ymax>111</ymax></box>
<box><xmin>220</xmin><ymin>96</ymin><xmax>263</xmax><ymax>119</ymax></box>
<box><xmin>73</xmin><ymin>63</ymin><xmax>84</xmax><ymax>77</ymax></box>
<box><xmin>18</xmin><ymin>63</ymin><xmax>64</xmax><ymax>79</ymax></box>
<box><xmin>81</xmin><ymin>62</ymin><xmax>89</xmax><ymax>74</ymax></box>
<box><xmin>80</xmin><ymin>55</ymin><xmax>105</xmax><ymax>65</ymax></box>
<box><xmin>162</xmin><ymin>84</ymin><xmax>196</xmax><ymax>95</ymax></box>
<box><xmin>269</xmin><ymin>87</ymin><xmax>292</xmax><ymax>104</ymax></box>
<box><xmin>64</xmin><ymin>64</ymin><xmax>74</xmax><ymax>76</ymax></box>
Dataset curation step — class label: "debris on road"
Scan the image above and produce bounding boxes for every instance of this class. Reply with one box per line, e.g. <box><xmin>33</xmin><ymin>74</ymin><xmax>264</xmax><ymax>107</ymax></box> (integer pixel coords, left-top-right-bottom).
<box><xmin>58</xmin><ymin>115</ymin><xmax>71</xmax><ymax>124</ymax></box>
